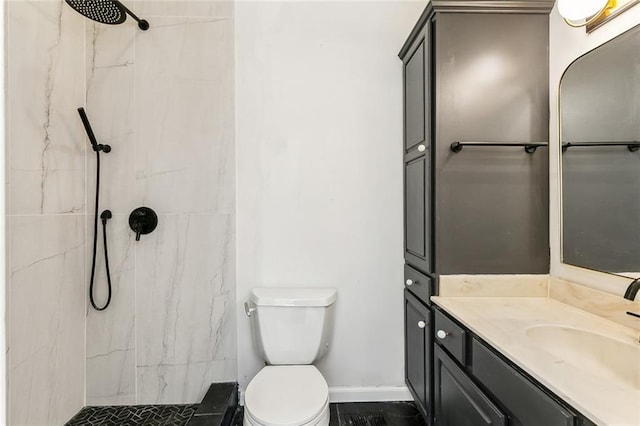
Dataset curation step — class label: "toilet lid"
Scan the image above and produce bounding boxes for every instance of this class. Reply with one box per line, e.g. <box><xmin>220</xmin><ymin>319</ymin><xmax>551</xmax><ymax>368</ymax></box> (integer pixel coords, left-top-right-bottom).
<box><xmin>245</xmin><ymin>365</ymin><xmax>329</xmax><ymax>426</ymax></box>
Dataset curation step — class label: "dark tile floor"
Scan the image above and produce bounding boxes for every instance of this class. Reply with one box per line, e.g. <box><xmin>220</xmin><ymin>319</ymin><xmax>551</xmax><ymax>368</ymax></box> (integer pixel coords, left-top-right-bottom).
<box><xmin>331</xmin><ymin>402</ymin><xmax>425</xmax><ymax>426</ymax></box>
<box><xmin>65</xmin><ymin>405</ymin><xmax>199</xmax><ymax>426</ymax></box>
<box><xmin>66</xmin><ymin>401</ymin><xmax>424</xmax><ymax>426</ymax></box>
<box><xmin>233</xmin><ymin>402</ymin><xmax>424</xmax><ymax>426</ymax></box>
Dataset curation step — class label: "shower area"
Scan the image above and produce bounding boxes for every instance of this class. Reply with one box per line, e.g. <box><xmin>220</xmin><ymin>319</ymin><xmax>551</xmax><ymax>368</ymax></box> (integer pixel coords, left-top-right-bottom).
<box><xmin>6</xmin><ymin>0</ymin><xmax>236</xmax><ymax>424</ymax></box>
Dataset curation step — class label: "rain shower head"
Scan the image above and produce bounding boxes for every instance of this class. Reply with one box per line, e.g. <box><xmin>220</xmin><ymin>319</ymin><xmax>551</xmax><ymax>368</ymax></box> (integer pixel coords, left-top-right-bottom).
<box><xmin>65</xmin><ymin>0</ymin><xmax>149</xmax><ymax>31</ymax></box>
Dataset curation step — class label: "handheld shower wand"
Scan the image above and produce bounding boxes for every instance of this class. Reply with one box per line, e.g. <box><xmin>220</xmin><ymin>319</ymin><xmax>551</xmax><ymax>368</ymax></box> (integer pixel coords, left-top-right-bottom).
<box><xmin>77</xmin><ymin>108</ymin><xmax>114</xmax><ymax>311</ymax></box>
<box><xmin>65</xmin><ymin>0</ymin><xmax>149</xmax><ymax>31</ymax></box>
<box><xmin>78</xmin><ymin>108</ymin><xmax>111</xmax><ymax>153</ymax></box>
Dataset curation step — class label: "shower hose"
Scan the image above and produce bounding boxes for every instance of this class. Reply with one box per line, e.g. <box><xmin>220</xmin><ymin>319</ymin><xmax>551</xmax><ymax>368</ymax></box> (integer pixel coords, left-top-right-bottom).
<box><xmin>89</xmin><ymin>150</ymin><xmax>113</xmax><ymax>311</ymax></box>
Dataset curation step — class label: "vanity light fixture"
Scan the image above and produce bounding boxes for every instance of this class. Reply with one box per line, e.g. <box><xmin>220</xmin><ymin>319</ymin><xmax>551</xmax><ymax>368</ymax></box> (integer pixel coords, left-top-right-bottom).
<box><xmin>559</xmin><ymin>0</ymin><xmax>640</xmax><ymax>31</ymax></box>
<box><xmin>558</xmin><ymin>0</ymin><xmax>612</xmax><ymax>27</ymax></box>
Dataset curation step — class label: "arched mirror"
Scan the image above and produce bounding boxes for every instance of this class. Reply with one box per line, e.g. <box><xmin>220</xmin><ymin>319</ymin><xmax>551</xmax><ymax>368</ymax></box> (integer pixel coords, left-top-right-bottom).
<box><xmin>560</xmin><ymin>24</ymin><xmax>640</xmax><ymax>279</ymax></box>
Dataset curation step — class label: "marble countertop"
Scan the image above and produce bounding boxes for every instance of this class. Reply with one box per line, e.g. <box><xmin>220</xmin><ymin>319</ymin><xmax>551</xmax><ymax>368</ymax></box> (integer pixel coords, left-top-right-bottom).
<box><xmin>431</xmin><ymin>296</ymin><xmax>640</xmax><ymax>426</ymax></box>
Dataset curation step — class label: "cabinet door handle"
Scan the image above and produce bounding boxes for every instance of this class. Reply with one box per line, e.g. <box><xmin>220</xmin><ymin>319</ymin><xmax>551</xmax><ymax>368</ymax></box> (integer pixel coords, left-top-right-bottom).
<box><xmin>418</xmin><ymin>321</ymin><xmax>426</xmax><ymax>329</ymax></box>
<box><xmin>418</xmin><ymin>144</ymin><xmax>426</xmax><ymax>152</ymax></box>
<box><xmin>436</xmin><ymin>330</ymin><xmax>449</xmax><ymax>339</ymax></box>
<box><xmin>406</xmin><ymin>279</ymin><xmax>417</xmax><ymax>286</ymax></box>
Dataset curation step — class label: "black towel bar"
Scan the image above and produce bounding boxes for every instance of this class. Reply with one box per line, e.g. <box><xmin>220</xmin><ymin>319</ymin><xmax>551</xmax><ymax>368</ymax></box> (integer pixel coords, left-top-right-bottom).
<box><xmin>450</xmin><ymin>141</ymin><xmax>548</xmax><ymax>154</ymax></box>
<box><xmin>562</xmin><ymin>142</ymin><xmax>640</xmax><ymax>152</ymax></box>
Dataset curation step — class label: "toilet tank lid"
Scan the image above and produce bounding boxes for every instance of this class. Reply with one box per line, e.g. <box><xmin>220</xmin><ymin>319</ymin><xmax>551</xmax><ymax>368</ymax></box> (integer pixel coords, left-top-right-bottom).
<box><xmin>251</xmin><ymin>288</ymin><xmax>337</xmax><ymax>307</ymax></box>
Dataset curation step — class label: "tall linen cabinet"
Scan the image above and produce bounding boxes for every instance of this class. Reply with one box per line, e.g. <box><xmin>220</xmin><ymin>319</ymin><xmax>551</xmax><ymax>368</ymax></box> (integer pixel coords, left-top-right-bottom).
<box><xmin>399</xmin><ymin>1</ymin><xmax>553</xmax><ymax>423</ymax></box>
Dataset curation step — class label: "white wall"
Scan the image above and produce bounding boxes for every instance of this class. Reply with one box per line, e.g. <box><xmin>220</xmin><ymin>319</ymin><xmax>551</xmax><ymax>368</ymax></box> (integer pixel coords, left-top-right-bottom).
<box><xmin>549</xmin><ymin>3</ymin><xmax>640</xmax><ymax>294</ymax></box>
<box><xmin>236</xmin><ymin>1</ymin><xmax>424</xmax><ymax>400</ymax></box>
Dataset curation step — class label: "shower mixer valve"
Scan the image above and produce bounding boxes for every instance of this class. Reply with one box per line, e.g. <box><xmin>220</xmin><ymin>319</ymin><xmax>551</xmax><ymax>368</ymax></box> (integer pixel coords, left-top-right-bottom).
<box><xmin>129</xmin><ymin>207</ymin><xmax>158</xmax><ymax>241</ymax></box>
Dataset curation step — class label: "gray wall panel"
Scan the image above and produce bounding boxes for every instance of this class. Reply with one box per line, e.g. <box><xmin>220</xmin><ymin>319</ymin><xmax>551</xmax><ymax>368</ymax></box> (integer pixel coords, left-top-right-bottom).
<box><xmin>434</xmin><ymin>13</ymin><xmax>550</xmax><ymax>274</ymax></box>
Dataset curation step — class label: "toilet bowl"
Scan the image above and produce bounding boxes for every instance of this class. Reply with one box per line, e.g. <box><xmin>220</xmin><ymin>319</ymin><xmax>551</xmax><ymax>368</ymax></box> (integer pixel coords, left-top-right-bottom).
<box><xmin>243</xmin><ymin>366</ymin><xmax>329</xmax><ymax>426</ymax></box>
<box><xmin>243</xmin><ymin>288</ymin><xmax>337</xmax><ymax>426</ymax></box>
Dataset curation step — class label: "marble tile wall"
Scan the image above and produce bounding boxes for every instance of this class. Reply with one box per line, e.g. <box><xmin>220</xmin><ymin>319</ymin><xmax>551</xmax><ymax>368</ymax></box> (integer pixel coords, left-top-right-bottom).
<box><xmin>84</xmin><ymin>18</ymin><xmax>138</xmax><ymax>407</ymax></box>
<box><xmin>7</xmin><ymin>0</ymin><xmax>236</xmax><ymax>421</ymax></box>
<box><xmin>83</xmin><ymin>1</ymin><xmax>237</xmax><ymax>406</ymax></box>
<box><xmin>6</xmin><ymin>1</ymin><xmax>87</xmax><ymax>424</ymax></box>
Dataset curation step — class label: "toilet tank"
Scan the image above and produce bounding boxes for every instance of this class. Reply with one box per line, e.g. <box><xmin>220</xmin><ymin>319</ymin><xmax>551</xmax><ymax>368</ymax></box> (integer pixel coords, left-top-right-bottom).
<box><xmin>248</xmin><ymin>288</ymin><xmax>337</xmax><ymax>365</ymax></box>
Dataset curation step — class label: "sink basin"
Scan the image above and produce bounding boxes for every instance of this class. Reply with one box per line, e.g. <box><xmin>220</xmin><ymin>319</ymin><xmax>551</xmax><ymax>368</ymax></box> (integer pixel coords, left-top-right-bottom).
<box><xmin>525</xmin><ymin>325</ymin><xmax>640</xmax><ymax>390</ymax></box>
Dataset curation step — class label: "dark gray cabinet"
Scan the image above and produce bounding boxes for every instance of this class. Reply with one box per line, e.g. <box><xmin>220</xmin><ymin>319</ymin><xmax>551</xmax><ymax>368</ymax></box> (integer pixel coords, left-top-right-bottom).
<box><xmin>433</xmin><ymin>306</ymin><xmax>594</xmax><ymax>426</ymax></box>
<box><xmin>404</xmin><ymin>290</ymin><xmax>432</xmax><ymax>422</ymax></box>
<box><xmin>472</xmin><ymin>339</ymin><xmax>577</xmax><ymax>426</ymax></box>
<box><xmin>434</xmin><ymin>346</ymin><xmax>506</xmax><ymax>426</ymax></box>
<box><xmin>403</xmin><ymin>22</ymin><xmax>432</xmax><ymax>275</ymax></box>
<box><xmin>400</xmin><ymin>2</ymin><xmax>554</xmax><ymax>423</ymax></box>
<box><xmin>405</xmin><ymin>151</ymin><xmax>431</xmax><ymax>274</ymax></box>
<box><xmin>404</xmin><ymin>264</ymin><xmax>434</xmax><ymax>304</ymax></box>
<box><xmin>399</xmin><ymin>1</ymin><xmax>552</xmax><ymax>277</ymax></box>
<box><xmin>434</xmin><ymin>309</ymin><xmax>466</xmax><ymax>365</ymax></box>
<box><xmin>404</xmin><ymin>39</ymin><xmax>426</xmax><ymax>153</ymax></box>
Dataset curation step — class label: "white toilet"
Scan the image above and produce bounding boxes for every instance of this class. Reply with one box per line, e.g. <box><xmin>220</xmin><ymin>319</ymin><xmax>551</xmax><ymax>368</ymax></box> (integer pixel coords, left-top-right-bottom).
<box><xmin>243</xmin><ymin>287</ymin><xmax>337</xmax><ymax>426</ymax></box>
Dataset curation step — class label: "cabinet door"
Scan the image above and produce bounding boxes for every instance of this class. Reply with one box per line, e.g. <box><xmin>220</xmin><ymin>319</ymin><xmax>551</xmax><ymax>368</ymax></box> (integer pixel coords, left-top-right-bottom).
<box><xmin>405</xmin><ymin>149</ymin><xmax>431</xmax><ymax>273</ymax></box>
<box><xmin>403</xmin><ymin>23</ymin><xmax>432</xmax><ymax>274</ymax></box>
<box><xmin>472</xmin><ymin>339</ymin><xmax>577</xmax><ymax>426</ymax></box>
<box><xmin>404</xmin><ymin>38</ymin><xmax>426</xmax><ymax>153</ymax></box>
<box><xmin>404</xmin><ymin>290</ymin><xmax>432</xmax><ymax>423</ymax></box>
<box><xmin>434</xmin><ymin>346</ymin><xmax>506</xmax><ymax>426</ymax></box>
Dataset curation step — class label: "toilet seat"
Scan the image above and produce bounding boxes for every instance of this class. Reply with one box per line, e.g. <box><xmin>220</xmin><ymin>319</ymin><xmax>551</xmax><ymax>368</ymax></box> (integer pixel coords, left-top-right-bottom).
<box><xmin>244</xmin><ymin>365</ymin><xmax>329</xmax><ymax>426</ymax></box>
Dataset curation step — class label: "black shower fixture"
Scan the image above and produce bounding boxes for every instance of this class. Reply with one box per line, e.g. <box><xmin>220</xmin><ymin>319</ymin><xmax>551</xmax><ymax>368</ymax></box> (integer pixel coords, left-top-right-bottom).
<box><xmin>78</xmin><ymin>108</ymin><xmax>111</xmax><ymax>153</ymax></box>
<box><xmin>129</xmin><ymin>207</ymin><xmax>158</xmax><ymax>241</ymax></box>
<box><xmin>65</xmin><ymin>0</ymin><xmax>149</xmax><ymax>31</ymax></box>
<box><xmin>76</xmin><ymin>107</ymin><xmax>114</xmax><ymax>311</ymax></box>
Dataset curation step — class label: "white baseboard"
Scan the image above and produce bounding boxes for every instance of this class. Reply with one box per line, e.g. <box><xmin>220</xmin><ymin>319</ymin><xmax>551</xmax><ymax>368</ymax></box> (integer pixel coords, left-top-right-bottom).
<box><xmin>239</xmin><ymin>385</ymin><xmax>412</xmax><ymax>406</ymax></box>
<box><xmin>328</xmin><ymin>386</ymin><xmax>412</xmax><ymax>403</ymax></box>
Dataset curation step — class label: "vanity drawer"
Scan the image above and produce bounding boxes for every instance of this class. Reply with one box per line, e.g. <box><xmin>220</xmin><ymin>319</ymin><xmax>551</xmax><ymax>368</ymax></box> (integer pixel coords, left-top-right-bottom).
<box><xmin>434</xmin><ymin>346</ymin><xmax>506</xmax><ymax>426</ymax></box>
<box><xmin>472</xmin><ymin>338</ymin><xmax>578</xmax><ymax>426</ymax></box>
<box><xmin>434</xmin><ymin>309</ymin><xmax>466</xmax><ymax>365</ymax></box>
<box><xmin>404</xmin><ymin>264</ymin><xmax>434</xmax><ymax>305</ymax></box>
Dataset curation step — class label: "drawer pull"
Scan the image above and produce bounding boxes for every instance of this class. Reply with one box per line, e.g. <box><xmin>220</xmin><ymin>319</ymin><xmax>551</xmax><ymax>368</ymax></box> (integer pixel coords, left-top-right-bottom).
<box><xmin>406</xmin><ymin>279</ymin><xmax>417</xmax><ymax>286</ymax></box>
<box><xmin>418</xmin><ymin>144</ymin><xmax>426</xmax><ymax>152</ymax></box>
<box><xmin>418</xmin><ymin>321</ymin><xmax>426</xmax><ymax>329</ymax></box>
<box><xmin>437</xmin><ymin>329</ymin><xmax>449</xmax><ymax>339</ymax></box>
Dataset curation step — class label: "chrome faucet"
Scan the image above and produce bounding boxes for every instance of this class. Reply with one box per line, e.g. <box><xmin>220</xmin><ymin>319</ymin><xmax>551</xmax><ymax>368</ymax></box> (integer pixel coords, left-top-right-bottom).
<box><xmin>623</xmin><ymin>278</ymin><xmax>640</xmax><ymax>301</ymax></box>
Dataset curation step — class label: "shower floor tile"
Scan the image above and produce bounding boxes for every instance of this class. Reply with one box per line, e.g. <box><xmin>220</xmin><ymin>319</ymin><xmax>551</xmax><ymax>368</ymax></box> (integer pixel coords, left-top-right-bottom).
<box><xmin>65</xmin><ymin>404</ymin><xmax>199</xmax><ymax>426</ymax></box>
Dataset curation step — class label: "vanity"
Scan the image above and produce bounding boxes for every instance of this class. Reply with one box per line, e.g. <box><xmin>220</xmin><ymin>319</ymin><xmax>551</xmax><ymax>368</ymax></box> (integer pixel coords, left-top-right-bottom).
<box><xmin>431</xmin><ymin>284</ymin><xmax>640</xmax><ymax>426</ymax></box>
<box><xmin>400</xmin><ymin>2</ymin><xmax>640</xmax><ymax>425</ymax></box>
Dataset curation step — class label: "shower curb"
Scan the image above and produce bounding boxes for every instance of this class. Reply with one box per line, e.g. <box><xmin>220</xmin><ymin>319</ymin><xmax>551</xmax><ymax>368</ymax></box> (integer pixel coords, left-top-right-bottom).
<box><xmin>187</xmin><ymin>382</ymin><xmax>238</xmax><ymax>426</ymax></box>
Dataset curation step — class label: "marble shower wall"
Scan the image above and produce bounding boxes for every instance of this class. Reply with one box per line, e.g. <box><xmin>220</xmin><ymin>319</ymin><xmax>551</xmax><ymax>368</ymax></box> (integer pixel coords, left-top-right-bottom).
<box><xmin>6</xmin><ymin>1</ymin><xmax>87</xmax><ymax>424</ymax></box>
<box><xmin>7</xmin><ymin>0</ymin><xmax>236</xmax><ymax>421</ymax></box>
<box><xmin>85</xmin><ymin>1</ymin><xmax>236</xmax><ymax>405</ymax></box>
